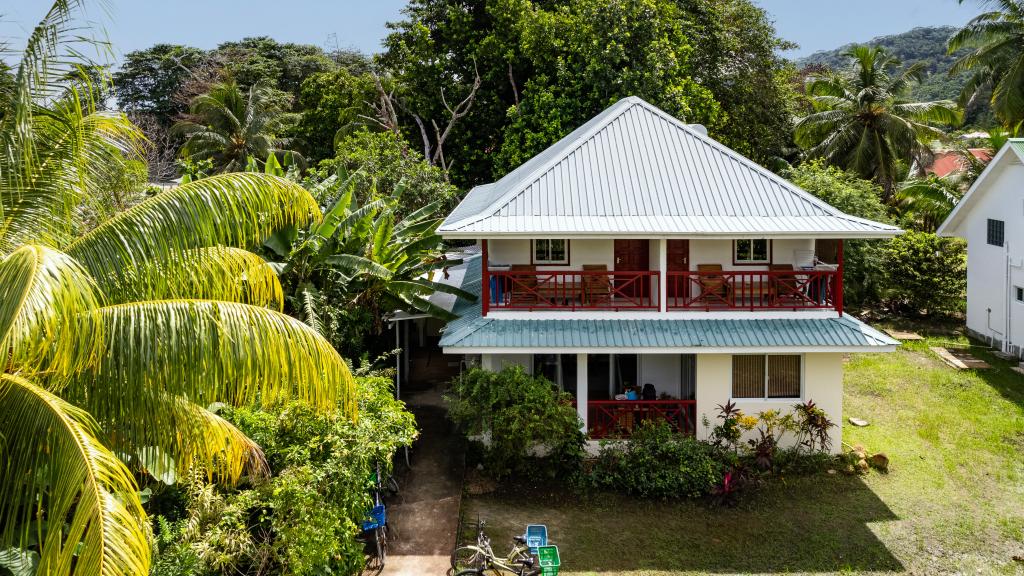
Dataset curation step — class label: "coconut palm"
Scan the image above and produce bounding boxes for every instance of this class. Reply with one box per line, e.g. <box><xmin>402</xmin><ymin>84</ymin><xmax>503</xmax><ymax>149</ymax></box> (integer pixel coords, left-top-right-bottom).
<box><xmin>794</xmin><ymin>45</ymin><xmax>961</xmax><ymax>198</ymax></box>
<box><xmin>0</xmin><ymin>2</ymin><xmax>355</xmax><ymax>575</ymax></box>
<box><xmin>950</xmin><ymin>0</ymin><xmax>1024</xmax><ymax>131</ymax></box>
<box><xmin>895</xmin><ymin>175</ymin><xmax>965</xmax><ymax>232</ymax></box>
<box><xmin>173</xmin><ymin>80</ymin><xmax>303</xmax><ymax>173</ymax></box>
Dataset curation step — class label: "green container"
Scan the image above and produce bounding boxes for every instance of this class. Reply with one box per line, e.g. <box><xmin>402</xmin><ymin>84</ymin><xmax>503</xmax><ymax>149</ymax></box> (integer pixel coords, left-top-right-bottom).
<box><xmin>537</xmin><ymin>545</ymin><xmax>560</xmax><ymax>576</ymax></box>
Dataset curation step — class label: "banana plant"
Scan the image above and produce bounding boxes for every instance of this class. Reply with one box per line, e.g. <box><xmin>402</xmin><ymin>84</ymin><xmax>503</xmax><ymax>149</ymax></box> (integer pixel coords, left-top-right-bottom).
<box><xmin>266</xmin><ymin>168</ymin><xmax>476</xmax><ymax>337</ymax></box>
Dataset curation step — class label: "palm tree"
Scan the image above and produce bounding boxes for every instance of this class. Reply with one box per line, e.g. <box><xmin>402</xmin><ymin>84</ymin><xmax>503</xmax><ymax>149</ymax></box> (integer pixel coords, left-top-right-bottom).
<box><xmin>794</xmin><ymin>45</ymin><xmax>961</xmax><ymax>198</ymax></box>
<box><xmin>950</xmin><ymin>0</ymin><xmax>1024</xmax><ymax>131</ymax></box>
<box><xmin>173</xmin><ymin>80</ymin><xmax>303</xmax><ymax>173</ymax></box>
<box><xmin>895</xmin><ymin>175</ymin><xmax>965</xmax><ymax>232</ymax></box>
<box><xmin>0</xmin><ymin>3</ymin><xmax>355</xmax><ymax>574</ymax></box>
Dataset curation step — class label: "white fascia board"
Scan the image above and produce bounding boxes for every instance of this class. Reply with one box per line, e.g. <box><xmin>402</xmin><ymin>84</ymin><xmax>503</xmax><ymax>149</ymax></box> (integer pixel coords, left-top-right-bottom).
<box><xmin>485</xmin><ymin>310</ymin><xmax>842</xmax><ymax>321</ymax></box>
<box><xmin>439</xmin><ymin>231</ymin><xmax>902</xmax><ymax>240</ymax></box>
<box><xmin>443</xmin><ymin>345</ymin><xmax>898</xmax><ymax>355</ymax></box>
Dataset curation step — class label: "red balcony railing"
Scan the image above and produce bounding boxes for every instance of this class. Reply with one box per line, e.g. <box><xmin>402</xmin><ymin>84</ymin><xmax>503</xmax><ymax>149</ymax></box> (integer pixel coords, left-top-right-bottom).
<box><xmin>666</xmin><ymin>269</ymin><xmax>841</xmax><ymax>312</ymax></box>
<box><xmin>586</xmin><ymin>400</ymin><xmax>697</xmax><ymax>439</ymax></box>
<box><xmin>486</xmin><ymin>270</ymin><xmax>659</xmax><ymax>311</ymax></box>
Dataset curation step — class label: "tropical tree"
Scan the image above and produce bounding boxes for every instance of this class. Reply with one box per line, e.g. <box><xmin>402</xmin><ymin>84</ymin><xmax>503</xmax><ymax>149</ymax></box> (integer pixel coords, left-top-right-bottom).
<box><xmin>173</xmin><ymin>80</ymin><xmax>303</xmax><ymax>173</ymax></box>
<box><xmin>0</xmin><ymin>3</ymin><xmax>355</xmax><ymax>574</ymax></box>
<box><xmin>266</xmin><ymin>168</ymin><xmax>473</xmax><ymax>357</ymax></box>
<box><xmin>895</xmin><ymin>175</ymin><xmax>965</xmax><ymax>231</ymax></box>
<box><xmin>794</xmin><ymin>45</ymin><xmax>961</xmax><ymax>198</ymax></box>
<box><xmin>950</xmin><ymin>0</ymin><xmax>1024</xmax><ymax>131</ymax></box>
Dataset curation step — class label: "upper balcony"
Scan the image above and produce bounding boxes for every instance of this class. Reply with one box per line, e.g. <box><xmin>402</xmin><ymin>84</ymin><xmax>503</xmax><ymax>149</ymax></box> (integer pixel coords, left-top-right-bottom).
<box><xmin>480</xmin><ymin>238</ymin><xmax>844</xmax><ymax>315</ymax></box>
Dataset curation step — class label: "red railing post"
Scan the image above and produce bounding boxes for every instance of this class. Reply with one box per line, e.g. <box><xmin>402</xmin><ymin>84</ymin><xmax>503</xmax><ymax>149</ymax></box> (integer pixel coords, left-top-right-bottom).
<box><xmin>836</xmin><ymin>240</ymin><xmax>844</xmax><ymax>316</ymax></box>
<box><xmin>481</xmin><ymin>239</ymin><xmax>489</xmax><ymax>317</ymax></box>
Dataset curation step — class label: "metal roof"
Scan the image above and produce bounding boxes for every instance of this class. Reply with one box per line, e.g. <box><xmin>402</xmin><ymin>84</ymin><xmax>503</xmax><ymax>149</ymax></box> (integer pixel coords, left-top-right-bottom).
<box><xmin>938</xmin><ymin>138</ymin><xmax>1024</xmax><ymax>237</ymax></box>
<box><xmin>438</xmin><ymin>256</ymin><xmax>898</xmax><ymax>352</ymax></box>
<box><xmin>440</xmin><ymin>96</ymin><xmax>901</xmax><ymax>239</ymax></box>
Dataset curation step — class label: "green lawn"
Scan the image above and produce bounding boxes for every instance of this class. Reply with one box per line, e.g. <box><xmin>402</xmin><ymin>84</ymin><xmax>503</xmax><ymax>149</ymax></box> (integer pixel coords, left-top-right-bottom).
<box><xmin>461</xmin><ymin>325</ymin><xmax>1024</xmax><ymax>575</ymax></box>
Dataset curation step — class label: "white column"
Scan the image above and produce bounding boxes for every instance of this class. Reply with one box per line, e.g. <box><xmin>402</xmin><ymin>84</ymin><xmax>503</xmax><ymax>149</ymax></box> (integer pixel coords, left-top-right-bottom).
<box><xmin>659</xmin><ymin>238</ymin><xmax>668</xmax><ymax>313</ymax></box>
<box><xmin>576</xmin><ymin>353</ymin><xmax>588</xmax><ymax>432</ymax></box>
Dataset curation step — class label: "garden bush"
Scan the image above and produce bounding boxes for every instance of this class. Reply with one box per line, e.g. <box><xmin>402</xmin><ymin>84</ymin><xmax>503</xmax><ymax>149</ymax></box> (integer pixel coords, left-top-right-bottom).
<box><xmin>446</xmin><ymin>366</ymin><xmax>584</xmax><ymax>479</ymax></box>
<box><xmin>882</xmin><ymin>230</ymin><xmax>967</xmax><ymax>316</ymax></box>
<box><xmin>589</xmin><ymin>421</ymin><xmax>723</xmax><ymax>499</ymax></box>
<box><xmin>148</xmin><ymin>373</ymin><xmax>416</xmax><ymax>576</ymax></box>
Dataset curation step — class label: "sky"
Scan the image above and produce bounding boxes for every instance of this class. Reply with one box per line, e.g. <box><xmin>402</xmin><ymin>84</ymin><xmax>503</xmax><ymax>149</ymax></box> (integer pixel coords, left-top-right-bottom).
<box><xmin>1</xmin><ymin>0</ymin><xmax>987</xmax><ymax>63</ymax></box>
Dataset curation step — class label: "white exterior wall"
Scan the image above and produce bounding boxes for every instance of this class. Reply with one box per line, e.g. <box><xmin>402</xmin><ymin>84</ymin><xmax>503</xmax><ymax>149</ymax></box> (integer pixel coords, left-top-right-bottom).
<box><xmin>480</xmin><ymin>351</ymin><xmax>845</xmax><ymax>453</ymax></box>
<box><xmin>960</xmin><ymin>163</ymin><xmax>1024</xmax><ymax>353</ymax></box>
<box><xmin>488</xmin><ymin>238</ymin><xmax>816</xmax><ymax>272</ymax></box>
<box><xmin>694</xmin><ymin>353</ymin><xmax>843</xmax><ymax>453</ymax></box>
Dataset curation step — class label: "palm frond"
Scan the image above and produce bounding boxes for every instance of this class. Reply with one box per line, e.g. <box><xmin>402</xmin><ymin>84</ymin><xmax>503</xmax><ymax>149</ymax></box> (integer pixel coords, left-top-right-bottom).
<box><xmin>0</xmin><ymin>245</ymin><xmax>102</xmax><ymax>377</ymax></box>
<box><xmin>71</xmin><ymin>300</ymin><xmax>356</xmax><ymax>417</ymax></box>
<box><xmin>98</xmin><ymin>246</ymin><xmax>284</xmax><ymax>309</ymax></box>
<box><xmin>0</xmin><ymin>373</ymin><xmax>150</xmax><ymax>576</ymax></box>
<box><xmin>67</xmin><ymin>173</ymin><xmax>322</xmax><ymax>283</ymax></box>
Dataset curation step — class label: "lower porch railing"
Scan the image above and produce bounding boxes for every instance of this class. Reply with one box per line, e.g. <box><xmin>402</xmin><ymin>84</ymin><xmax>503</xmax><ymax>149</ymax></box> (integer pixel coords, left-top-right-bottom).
<box><xmin>584</xmin><ymin>399</ymin><xmax>697</xmax><ymax>439</ymax></box>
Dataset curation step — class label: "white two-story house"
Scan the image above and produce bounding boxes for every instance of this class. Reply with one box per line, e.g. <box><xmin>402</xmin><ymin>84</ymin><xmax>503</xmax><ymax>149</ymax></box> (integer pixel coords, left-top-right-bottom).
<box><xmin>435</xmin><ymin>97</ymin><xmax>901</xmax><ymax>451</ymax></box>
<box><xmin>938</xmin><ymin>139</ymin><xmax>1024</xmax><ymax>358</ymax></box>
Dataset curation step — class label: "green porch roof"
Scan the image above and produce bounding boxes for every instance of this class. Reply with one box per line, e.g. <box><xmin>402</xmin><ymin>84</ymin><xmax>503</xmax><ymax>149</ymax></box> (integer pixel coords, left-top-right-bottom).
<box><xmin>439</xmin><ymin>254</ymin><xmax>898</xmax><ymax>352</ymax></box>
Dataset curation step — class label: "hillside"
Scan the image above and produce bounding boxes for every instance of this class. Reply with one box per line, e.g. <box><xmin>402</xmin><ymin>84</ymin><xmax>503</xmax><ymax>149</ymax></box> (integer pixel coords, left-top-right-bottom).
<box><xmin>795</xmin><ymin>26</ymin><xmax>992</xmax><ymax>126</ymax></box>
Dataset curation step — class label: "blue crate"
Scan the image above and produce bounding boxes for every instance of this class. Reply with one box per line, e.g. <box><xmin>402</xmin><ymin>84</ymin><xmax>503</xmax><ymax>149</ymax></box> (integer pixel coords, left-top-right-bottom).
<box><xmin>524</xmin><ymin>524</ymin><xmax>547</xmax><ymax>553</ymax></box>
<box><xmin>362</xmin><ymin>504</ymin><xmax>386</xmax><ymax>531</ymax></box>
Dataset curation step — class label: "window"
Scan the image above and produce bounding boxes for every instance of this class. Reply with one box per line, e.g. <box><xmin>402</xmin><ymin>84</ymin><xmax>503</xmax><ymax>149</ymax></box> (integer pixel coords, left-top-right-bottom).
<box><xmin>734</xmin><ymin>239</ymin><xmax>770</xmax><ymax>264</ymax></box>
<box><xmin>732</xmin><ymin>354</ymin><xmax>801</xmax><ymax>399</ymax></box>
<box><xmin>532</xmin><ymin>239</ymin><xmax>569</xmax><ymax>264</ymax></box>
<box><xmin>1016</xmin><ymin>286</ymin><xmax>1024</xmax><ymax>303</ymax></box>
<box><xmin>987</xmin><ymin>219</ymin><xmax>1005</xmax><ymax>247</ymax></box>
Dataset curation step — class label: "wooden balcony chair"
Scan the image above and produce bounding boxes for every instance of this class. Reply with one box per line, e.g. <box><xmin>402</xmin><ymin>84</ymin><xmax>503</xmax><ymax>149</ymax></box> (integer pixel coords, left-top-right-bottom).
<box><xmin>581</xmin><ymin>264</ymin><xmax>612</xmax><ymax>306</ymax></box>
<box><xmin>508</xmin><ymin>264</ymin><xmax>539</xmax><ymax>306</ymax></box>
<box><xmin>771</xmin><ymin>264</ymin><xmax>799</xmax><ymax>304</ymax></box>
<box><xmin>695</xmin><ymin>264</ymin><xmax>730</xmax><ymax>306</ymax></box>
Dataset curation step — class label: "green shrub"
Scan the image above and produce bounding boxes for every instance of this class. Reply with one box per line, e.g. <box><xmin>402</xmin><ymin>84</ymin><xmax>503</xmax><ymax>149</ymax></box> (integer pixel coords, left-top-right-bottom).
<box><xmin>148</xmin><ymin>373</ymin><xmax>417</xmax><ymax>576</ymax></box>
<box><xmin>446</xmin><ymin>366</ymin><xmax>584</xmax><ymax>479</ymax></box>
<box><xmin>589</xmin><ymin>421</ymin><xmax>723</xmax><ymax>499</ymax></box>
<box><xmin>882</xmin><ymin>230</ymin><xmax>966</xmax><ymax>316</ymax></box>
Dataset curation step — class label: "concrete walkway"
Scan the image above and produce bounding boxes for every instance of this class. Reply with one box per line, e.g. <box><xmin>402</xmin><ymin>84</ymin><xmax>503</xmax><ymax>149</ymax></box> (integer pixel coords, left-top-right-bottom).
<box><xmin>380</xmin><ymin>386</ymin><xmax>464</xmax><ymax>576</ymax></box>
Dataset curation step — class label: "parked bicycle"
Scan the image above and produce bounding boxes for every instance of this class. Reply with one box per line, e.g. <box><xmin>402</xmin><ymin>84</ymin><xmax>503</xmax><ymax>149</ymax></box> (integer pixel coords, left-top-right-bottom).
<box><xmin>359</xmin><ymin>462</ymin><xmax>396</xmax><ymax>569</ymax></box>
<box><xmin>450</xmin><ymin>519</ymin><xmax>538</xmax><ymax>576</ymax></box>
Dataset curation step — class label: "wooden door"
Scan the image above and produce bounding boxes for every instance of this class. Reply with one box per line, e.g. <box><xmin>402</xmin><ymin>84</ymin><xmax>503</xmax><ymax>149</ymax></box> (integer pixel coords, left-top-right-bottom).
<box><xmin>614</xmin><ymin>239</ymin><xmax>650</xmax><ymax>299</ymax></box>
<box><xmin>815</xmin><ymin>239</ymin><xmax>839</xmax><ymax>264</ymax></box>
<box><xmin>667</xmin><ymin>240</ymin><xmax>690</xmax><ymax>299</ymax></box>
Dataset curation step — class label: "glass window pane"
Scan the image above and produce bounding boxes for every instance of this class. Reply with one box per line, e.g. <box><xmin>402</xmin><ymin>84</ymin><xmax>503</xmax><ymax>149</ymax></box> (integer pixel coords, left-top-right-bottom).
<box><xmin>732</xmin><ymin>355</ymin><xmax>765</xmax><ymax>398</ymax></box>
<box><xmin>736</xmin><ymin>240</ymin><xmax>751</xmax><ymax>261</ymax></box>
<box><xmin>767</xmin><ymin>355</ymin><xmax>801</xmax><ymax>398</ymax></box>
<box><xmin>752</xmin><ymin>239</ymin><xmax>769</xmax><ymax>261</ymax></box>
<box><xmin>534</xmin><ymin>239</ymin><xmax>549</xmax><ymax>262</ymax></box>
<box><xmin>549</xmin><ymin>239</ymin><xmax>566</xmax><ymax>261</ymax></box>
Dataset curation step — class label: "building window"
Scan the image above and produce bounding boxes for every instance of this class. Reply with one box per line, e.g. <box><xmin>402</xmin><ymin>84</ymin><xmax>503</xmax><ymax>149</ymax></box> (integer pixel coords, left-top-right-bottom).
<box><xmin>732</xmin><ymin>354</ymin><xmax>801</xmax><ymax>400</ymax></box>
<box><xmin>734</xmin><ymin>239</ymin><xmax>770</xmax><ymax>264</ymax></box>
<box><xmin>987</xmin><ymin>219</ymin><xmax>1005</xmax><ymax>247</ymax></box>
<box><xmin>1016</xmin><ymin>286</ymin><xmax>1024</xmax><ymax>303</ymax></box>
<box><xmin>532</xmin><ymin>239</ymin><xmax>569</xmax><ymax>264</ymax></box>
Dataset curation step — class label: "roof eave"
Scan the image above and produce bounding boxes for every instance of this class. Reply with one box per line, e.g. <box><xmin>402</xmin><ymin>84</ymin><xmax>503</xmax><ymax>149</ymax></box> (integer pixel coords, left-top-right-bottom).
<box><xmin>438</xmin><ymin>230</ymin><xmax>903</xmax><ymax>240</ymax></box>
<box><xmin>442</xmin><ymin>345</ymin><xmax>898</xmax><ymax>354</ymax></box>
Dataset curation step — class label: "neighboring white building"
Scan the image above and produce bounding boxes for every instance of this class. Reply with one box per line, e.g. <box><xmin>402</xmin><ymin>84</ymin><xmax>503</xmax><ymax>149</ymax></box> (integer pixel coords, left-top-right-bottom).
<box><xmin>938</xmin><ymin>139</ymin><xmax>1024</xmax><ymax>358</ymax></box>
<box><xmin>435</xmin><ymin>97</ymin><xmax>901</xmax><ymax>452</ymax></box>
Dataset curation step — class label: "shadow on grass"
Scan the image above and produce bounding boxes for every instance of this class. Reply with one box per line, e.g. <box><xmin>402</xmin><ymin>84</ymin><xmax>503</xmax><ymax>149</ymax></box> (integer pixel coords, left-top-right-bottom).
<box><xmin>466</xmin><ymin>474</ymin><xmax>903</xmax><ymax>573</ymax></box>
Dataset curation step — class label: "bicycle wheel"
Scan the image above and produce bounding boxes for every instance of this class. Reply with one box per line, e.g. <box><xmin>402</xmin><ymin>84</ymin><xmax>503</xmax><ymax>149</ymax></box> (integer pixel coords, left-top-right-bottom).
<box><xmin>386</xmin><ymin>475</ymin><xmax>400</xmax><ymax>496</ymax></box>
<box><xmin>451</xmin><ymin>546</ymin><xmax>485</xmax><ymax>570</ymax></box>
<box><xmin>454</xmin><ymin>570</ymin><xmax>483</xmax><ymax>576</ymax></box>
<box><xmin>374</xmin><ymin>525</ymin><xmax>388</xmax><ymax>567</ymax></box>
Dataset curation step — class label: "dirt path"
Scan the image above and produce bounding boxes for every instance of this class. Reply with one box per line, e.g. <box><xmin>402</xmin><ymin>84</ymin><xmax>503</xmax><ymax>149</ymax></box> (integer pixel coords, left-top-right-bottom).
<box><xmin>380</xmin><ymin>386</ymin><xmax>464</xmax><ymax>576</ymax></box>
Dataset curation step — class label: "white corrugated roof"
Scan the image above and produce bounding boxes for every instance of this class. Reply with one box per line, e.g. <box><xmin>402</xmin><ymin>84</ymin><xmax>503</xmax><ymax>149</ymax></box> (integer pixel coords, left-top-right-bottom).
<box><xmin>440</xmin><ymin>96</ymin><xmax>901</xmax><ymax>238</ymax></box>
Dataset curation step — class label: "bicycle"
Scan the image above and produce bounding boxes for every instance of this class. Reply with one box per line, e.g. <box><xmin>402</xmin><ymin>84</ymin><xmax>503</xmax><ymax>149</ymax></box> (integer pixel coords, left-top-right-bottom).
<box><xmin>359</xmin><ymin>462</ymin><xmax>395</xmax><ymax>569</ymax></box>
<box><xmin>451</xmin><ymin>519</ymin><xmax>538</xmax><ymax>576</ymax></box>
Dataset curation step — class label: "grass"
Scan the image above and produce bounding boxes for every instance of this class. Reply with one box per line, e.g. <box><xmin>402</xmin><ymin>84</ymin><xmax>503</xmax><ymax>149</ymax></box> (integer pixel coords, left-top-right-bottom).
<box><xmin>461</xmin><ymin>323</ymin><xmax>1024</xmax><ymax>575</ymax></box>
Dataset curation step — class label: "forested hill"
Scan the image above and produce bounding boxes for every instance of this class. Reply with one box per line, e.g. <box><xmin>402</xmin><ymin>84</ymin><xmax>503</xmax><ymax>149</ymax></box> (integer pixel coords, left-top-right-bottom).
<box><xmin>797</xmin><ymin>26</ymin><xmax>963</xmax><ymax>100</ymax></box>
